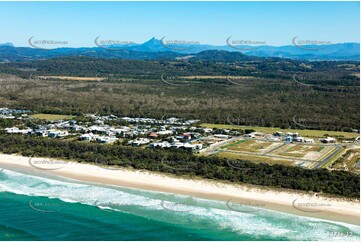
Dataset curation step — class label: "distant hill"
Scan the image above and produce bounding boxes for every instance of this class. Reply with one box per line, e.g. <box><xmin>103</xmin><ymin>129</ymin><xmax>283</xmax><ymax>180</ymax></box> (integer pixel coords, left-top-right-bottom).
<box><xmin>244</xmin><ymin>43</ymin><xmax>360</xmax><ymax>61</ymax></box>
<box><xmin>0</xmin><ymin>38</ymin><xmax>359</xmax><ymax>62</ymax></box>
<box><xmin>189</xmin><ymin>50</ymin><xmax>256</xmax><ymax>62</ymax></box>
<box><xmin>103</xmin><ymin>38</ymin><xmax>359</xmax><ymax>61</ymax></box>
<box><xmin>0</xmin><ymin>45</ymin><xmax>183</xmax><ymax>62</ymax></box>
<box><xmin>104</xmin><ymin>37</ymin><xmax>214</xmax><ymax>53</ymax></box>
<box><xmin>0</xmin><ymin>43</ymin><xmax>14</xmax><ymax>47</ymax></box>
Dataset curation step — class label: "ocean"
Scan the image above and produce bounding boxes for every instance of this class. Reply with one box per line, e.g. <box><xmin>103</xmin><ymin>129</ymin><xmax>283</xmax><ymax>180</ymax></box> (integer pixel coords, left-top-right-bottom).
<box><xmin>0</xmin><ymin>167</ymin><xmax>359</xmax><ymax>241</ymax></box>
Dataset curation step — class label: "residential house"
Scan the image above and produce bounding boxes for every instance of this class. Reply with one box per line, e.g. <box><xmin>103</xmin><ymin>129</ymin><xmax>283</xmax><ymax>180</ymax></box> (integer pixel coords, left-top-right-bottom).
<box><xmin>48</xmin><ymin>130</ymin><xmax>69</xmax><ymax>138</ymax></box>
<box><xmin>244</xmin><ymin>133</ymin><xmax>255</xmax><ymax>138</ymax></box>
<box><xmin>293</xmin><ymin>137</ymin><xmax>305</xmax><ymax>142</ymax></box>
<box><xmin>304</xmin><ymin>139</ymin><xmax>315</xmax><ymax>143</ymax></box>
<box><xmin>320</xmin><ymin>137</ymin><xmax>336</xmax><ymax>143</ymax></box>
<box><xmin>285</xmin><ymin>136</ymin><xmax>293</xmax><ymax>142</ymax></box>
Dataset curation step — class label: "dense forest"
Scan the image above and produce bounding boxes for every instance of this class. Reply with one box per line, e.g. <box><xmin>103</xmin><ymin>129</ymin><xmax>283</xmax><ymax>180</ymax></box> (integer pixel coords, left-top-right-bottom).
<box><xmin>0</xmin><ymin>56</ymin><xmax>359</xmax><ymax>131</ymax></box>
<box><xmin>0</xmin><ymin>134</ymin><xmax>358</xmax><ymax>198</ymax></box>
<box><xmin>0</xmin><ymin>56</ymin><xmax>359</xmax><ymax>84</ymax></box>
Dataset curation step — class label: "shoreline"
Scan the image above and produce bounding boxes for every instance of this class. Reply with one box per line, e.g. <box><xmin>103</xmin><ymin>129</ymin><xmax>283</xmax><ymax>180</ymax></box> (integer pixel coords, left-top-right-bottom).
<box><xmin>0</xmin><ymin>153</ymin><xmax>359</xmax><ymax>225</ymax></box>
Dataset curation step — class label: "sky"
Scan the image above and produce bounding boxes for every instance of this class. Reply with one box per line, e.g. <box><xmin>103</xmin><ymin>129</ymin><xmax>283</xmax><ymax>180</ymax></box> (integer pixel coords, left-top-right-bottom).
<box><xmin>0</xmin><ymin>1</ymin><xmax>359</xmax><ymax>47</ymax></box>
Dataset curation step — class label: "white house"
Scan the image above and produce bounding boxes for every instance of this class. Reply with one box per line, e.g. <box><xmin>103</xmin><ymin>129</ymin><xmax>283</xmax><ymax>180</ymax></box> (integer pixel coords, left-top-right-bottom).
<box><xmin>244</xmin><ymin>133</ymin><xmax>255</xmax><ymax>138</ymax></box>
<box><xmin>79</xmin><ymin>133</ymin><xmax>97</xmax><ymax>141</ymax></box>
<box><xmin>5</xmin><ymin>127</ymin><xmax>19</xmax><ymax>134</ymax></box>
<box><xmin>5</xmin><ymin>127</ymin><xmax>32</xmax><ymax>134</ymax></box>
<box><xmin>152</xmin><ymin>141</ymin><xmax>171</xmax><ymax>148</ymax></box>
<box><xmin>286</xmin><ymin>132</ymin><xmax>294</xmax><ymax>137</ymax></box>
<box><xmin>157</xmin><ymin>130</ymin><xmax>173</xmax><ymax>135</ymax></box>
<box><xmin>48</xmin><ymin>130</ymin><xmax>69</xmax><ymax>138</ymax></box>
<box><xmin>304</xmin><ymin>139</ymin><xmax>315</xmax><ymax>143</ymax></box>
<box><xmin>170</xmin><ymin>142</ymin><xmax>185</xmax><ymax>148</ymax></box>
<box><xmin>293</xmin><ymin>137</ymin><xmax>305</xmax><ymax>142</ymax></box>
<box><xmin>320</xmin><ymin>137</ymin><xmax>336</xmax><ymax>143</ymax></box>
<box><xmin>203</xmin><ymin>128</ymin><xmax>213</xmax><ymax>133</ymax></box>
<box><xmin>214</xmin><ymin>134</ymin><xmax>229</xmax><ymax>139</ymax></box>
<box><xmin>130</xmin><ymin>138</ymin><xmax>150</xmax><ymax>146</ymax></box>
<box><xmin>96</xmin><ymin>136</ymin><xmax>118</xmax><ymax>144</ymax></box>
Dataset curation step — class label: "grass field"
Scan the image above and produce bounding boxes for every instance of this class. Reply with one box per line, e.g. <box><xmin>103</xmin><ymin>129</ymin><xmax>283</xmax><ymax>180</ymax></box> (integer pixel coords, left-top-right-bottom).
<box><xmin>285</xmin><ymin>145</ymin><xmax>323</xmax><ymax>152</ymax></box>
<box><xmin>38</xmin><ymin>76</ymin><xmax>106</xmax><ymax>81</ymax></box>
<box><xmin>201</xmin><ymin>123</ymin><xmax>359</xmax><ymax>139</ymax></box>
<box><xmin>277</xmin><ymin>145</ymin><xmax>325</xmax><ymax>158</ymax></box>
<box><xmin>217</xmin><ymin>151</ymin><xmax>295</xmax><ymax>166</ymax></box>
<box><xmin>222</xmin><ymin>140</ymin><xmax>276</xmax><ymax>153</ymax></box>
<box><xmin>215</xmin><ymin>138</ymin><xmax>339</xmax><ymax>167</ymax></box>
<box><xmin>30</xmin><ymin>114</ymin><xmax>75</xmax><ymax>121</ymax></box>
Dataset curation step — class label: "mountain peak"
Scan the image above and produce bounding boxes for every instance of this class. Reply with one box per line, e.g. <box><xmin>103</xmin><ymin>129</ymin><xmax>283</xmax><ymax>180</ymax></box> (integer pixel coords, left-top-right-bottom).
<box><xmin>143</xmin><ymin>37</ymin><xmax>160</xmax><ymax>45</ymax></box>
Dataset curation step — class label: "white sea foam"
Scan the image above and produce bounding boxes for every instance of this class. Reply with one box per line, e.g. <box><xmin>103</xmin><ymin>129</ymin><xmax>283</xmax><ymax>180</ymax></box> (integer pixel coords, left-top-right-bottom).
<box><xmin>0</xmin><ymin>168</ymin><xmax>359</xmax><ymax>240</ymax></box>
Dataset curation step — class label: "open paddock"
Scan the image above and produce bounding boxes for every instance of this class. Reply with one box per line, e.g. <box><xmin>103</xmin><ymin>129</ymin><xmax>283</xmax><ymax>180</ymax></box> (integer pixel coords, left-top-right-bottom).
<box><xmin>222</xmin><ymin>140</ymin><xmax>280</xmax><ymax>154</ymax></box>
<box><xmin>213</xmin><ymin>138</ymin><xmax>347</xmax><ymax>169</ymax></box>
<box><xmin>274</xmin><ymin>144</ymin><xmax>329</xmax><ymax>160</ymax></box>
<box><xmin>38</xmin><ymin>76</ymin><xmax>106</xmax><ymax>81</ymax></box>
<box><xmin>29</xmin><ymin>114</ymin><xmax>75</xmax><ymax>121</ymax></box>
<box><xmin>217</xmin><ymin>151</ymin><xmax>296</xmax><ymax>166</ymax></box>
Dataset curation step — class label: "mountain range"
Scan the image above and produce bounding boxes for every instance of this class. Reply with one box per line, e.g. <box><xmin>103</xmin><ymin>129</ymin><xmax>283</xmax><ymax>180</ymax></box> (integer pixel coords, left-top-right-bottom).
<box><xmin>0</xmin><ymin>38</ymin><xmax>359</xmax><ymax>62</ymax></box>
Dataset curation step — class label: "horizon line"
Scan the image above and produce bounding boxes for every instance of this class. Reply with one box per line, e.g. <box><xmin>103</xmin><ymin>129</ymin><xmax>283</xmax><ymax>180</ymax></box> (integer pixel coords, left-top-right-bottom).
<box><xmin>1</xmin><ymin>37</ymin><xmax>360</xmax><ymax>49</ymax></box>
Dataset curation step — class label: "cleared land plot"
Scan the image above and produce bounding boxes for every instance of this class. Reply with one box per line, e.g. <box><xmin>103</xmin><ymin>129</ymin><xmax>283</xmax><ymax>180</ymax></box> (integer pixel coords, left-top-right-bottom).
<box><xmin>38</xmin><ymin>76</ymin><xmax>106</xmax><ymax>81</ymax></box>
<box><xmin>275</xmin><ymin>144</ymin><xmax>328</xmax><ymax>159</ymax></box>
<box><xmin>215</xmin><ymin>138</ymin><xmax>343</xmax><ymax>168</ymax></box>
<box><xmin>30</xmin><ymin>114</ymin><xmax>75</xmax><ymax>121</ymax></box>
<box><xmin>200</xmin><ymin>123</ymin><xmax>359</xmax><ymax>139</ymax></box>
<box><xmin>221</xmin><ymin>140</ymin><xmax>280</xmax><ymax>154</ymax></box>
<box><xmin>217</xmin><ymin>151</ymin><xmax>295</xmax><ymax>166</ymax></box>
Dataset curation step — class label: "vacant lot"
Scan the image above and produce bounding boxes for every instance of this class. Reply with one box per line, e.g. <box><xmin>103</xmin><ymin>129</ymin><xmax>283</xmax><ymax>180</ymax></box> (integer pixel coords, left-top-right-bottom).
<box><xmin>217</xmin><ymin>151</ymin><xmax>295</xmax><ymax>166</ymax></box>
<box><xmin>30</xmin><ymin>114</ymin><xmax>75</xmax><ymax>121</ymax></box>
<box><xmin>214</xmin><ymin>137</ymin><xmax>345</xmax><ymax>168</ymax></box>
<box><xmin>222</xmin><ymin>140</ymin><xmax>277</xmax><ymax>153</ymax></box>
<box><xmin>276</xmin><ymin>144</ymin><xmax>327</xmax><ymax>159</ymax></box>
<box><xmin>38</xmin><ymin>76</ymin><xmax>106</xmax><ymax>81</ymax></box>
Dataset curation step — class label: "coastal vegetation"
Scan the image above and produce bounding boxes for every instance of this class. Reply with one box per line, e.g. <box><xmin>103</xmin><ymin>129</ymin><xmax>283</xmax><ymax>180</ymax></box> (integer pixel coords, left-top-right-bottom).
<box><xmin>0</xmin><ymin>134</ymin><xmax>359</xmax><ymax>198</ymax></box>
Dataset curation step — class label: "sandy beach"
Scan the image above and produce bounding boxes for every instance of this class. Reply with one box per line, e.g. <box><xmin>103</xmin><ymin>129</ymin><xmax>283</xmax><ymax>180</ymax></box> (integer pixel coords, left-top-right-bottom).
<box><xmin>0</xmin><ymin>153</ymin><xmax>359</xmax><ymax>225</ymax></box>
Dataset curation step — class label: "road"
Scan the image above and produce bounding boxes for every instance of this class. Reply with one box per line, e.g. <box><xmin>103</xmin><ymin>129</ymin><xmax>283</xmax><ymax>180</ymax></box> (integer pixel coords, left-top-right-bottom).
<box><xmin>264</xmin><ymin>143</ymin><xmax>287</xmax><ymax>155</ymax></box>
<box><xmin>201</xmin><ymin>136</ymin><xmax>346</xmax><ymax>169</ymax></box>
<box><xmin>221</xmin><ymin>149</ymin><xmax>316</xmax><ymax>163</ymax></box>
<box><xmin>313</xmin><ymin>145</ymin><xmax>344</xmax><ymax>168</ymax></box>
<box><xmin>200</xmin><ymin>137</ymin><xmax>242</xmax><ymax>156</ymax></box>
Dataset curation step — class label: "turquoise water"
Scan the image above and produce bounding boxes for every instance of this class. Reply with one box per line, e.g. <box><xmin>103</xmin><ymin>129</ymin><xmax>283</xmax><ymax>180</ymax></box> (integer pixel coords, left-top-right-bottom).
<box><xmin>0</xmin><ymin>167</ymin><xmax>359</xmax><ymax>241</ymax></box>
